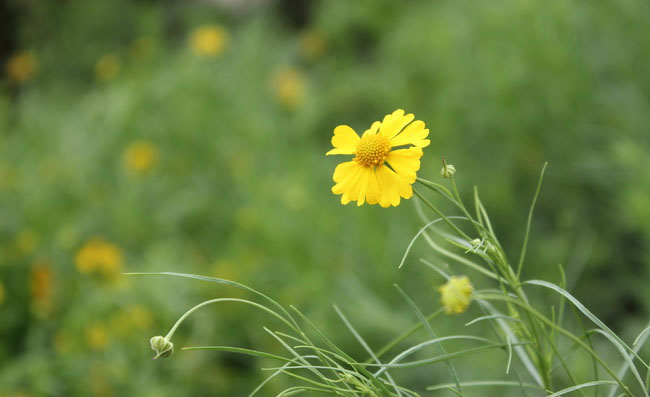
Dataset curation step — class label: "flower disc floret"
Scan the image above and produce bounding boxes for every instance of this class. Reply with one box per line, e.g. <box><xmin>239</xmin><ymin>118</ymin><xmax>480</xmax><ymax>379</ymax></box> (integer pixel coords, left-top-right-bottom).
<box><xmin>354</xmin><ymin>134</ymin><xmax>391</xmax><ymax>167</ymax></box>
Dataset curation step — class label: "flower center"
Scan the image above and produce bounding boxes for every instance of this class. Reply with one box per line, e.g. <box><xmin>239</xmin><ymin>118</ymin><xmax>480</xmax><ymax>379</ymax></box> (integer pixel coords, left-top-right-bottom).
<box><xmin>354</xmin><ymin>134</ymin><xmax>391</xmax><ymax>167</ymax></box>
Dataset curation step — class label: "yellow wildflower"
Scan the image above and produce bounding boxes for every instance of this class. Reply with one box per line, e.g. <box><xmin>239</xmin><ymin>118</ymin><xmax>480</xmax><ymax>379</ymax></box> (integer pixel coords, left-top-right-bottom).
<box><xmin>30</xmin><ymin>261</ymin><xmax>53</xmax><ymax>307</ymax></box>
<box><xmin>15</xmin><ymin>229</ymin><xmax>38</xmax><ymax>255</ymax></box>
<box><xmin>123</xmin><ymin>140</ymin><xmax>158</xmax><ymax>174</ymax></box>
<box><xmin>110</xmin><ymin>304</ymin><xmax>153</xmax><ymax>337</ymax></box>
<box><xmin>95</xmin><ymin>54</ymin><xmax>121</xmax><ymax>82</ymax></box>
<box><xmin>439</xmin><ymin>276</ymin><xmax>473</xmax><ymax>314</ymax></box>
<box><xmin>271</xmin><ymin>67</ymin><xmax>306</xmax><ymax>109</ymax></box>
<box><xmin>326</xmin><ymin>109</ymin><xmax>430</xmax><ymax>207</ymax></box>
<box><xmin>0</xmin><ymin>281</ymin><xmax>5</xmax><ymax>305</ymax></box>
<box><xmin>85</xmin><ymin>322</ymin><xmax>109</xmax><ymax>350</ymax></box>
<box><xmin>6</xmin><ymin>51</ymin><xmax>37</xmax><ymax>83</ymax></box>
<box><xmin>299</xmin><ymin>30</ymin><xmax>327</xmax><ymax>61</ymax></box>
<box><xmin>189</xmin><ymin>25</ymin><xmax>229</xmax><ymax>57</ymax></box>
<box><xmin>75</xmin><ymin>238</ymin><xmax>123</xmax><ymax>278</ymax></box>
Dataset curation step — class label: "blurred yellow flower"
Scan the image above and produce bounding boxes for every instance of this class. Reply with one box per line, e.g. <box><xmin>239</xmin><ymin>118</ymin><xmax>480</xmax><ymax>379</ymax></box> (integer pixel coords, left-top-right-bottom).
<box><xmin>189</xmin><ymin>25</ymin><xmax>229</xmax><ymax>57</ymax></box>
<box><xmin>123</xmin><ymin>140</ymin><xmax>158</xmax><ymax>175</ymax></box>
<box><xmin>75</xmin><ymin>238</ymin><xmax>123</xmax><ymax>278</ymax></box>
<box><xmin>0</xmin><ymin>281</ymin><xmax>5</xmax><ymax>305</ymax></box>
<box><xmin>15</xmin><ymin>228</ymin><xmax>39</xmax><ymax>255</ymax></box>
<box><xmin>110</xmin><ymin>305</ymin><xmax>153</xmax><ymax>337</ymax></box>
<box><xmin>299</xmin><ymin>30</ymin><xmax>327</xmax><ymax>61</ymax></box>
<box><xmin>326</xmin><ymin>109</ymin><xmax>430</xmax><ymax>207</ymax></box>
<box><xmin>85</xmin><ymin>322</ymin><xmax>109</xmax><ymax>350</ymax></box>
<box><xmin>439</xmin><ymin>276</ymin><xmax>473</xmax><ymax>314</ymax></box>
<box><xmin>95</xmin><ymin>54</ymin><xmax>121</xmax><ymax>82</ymax></box>
<box><xmin>271</xmin><ymin>67</ymin><xmax>306</xmax><ymax>109</ymax></box>
<box><xmin>6</xmin><ymin>51</ymin><xmax>37</xmax><ymax>83</ymax></box>
<box><xmin>30</xmin><ymin>261</ymin><xmax>53</xmax><ymax>307</ymax></box>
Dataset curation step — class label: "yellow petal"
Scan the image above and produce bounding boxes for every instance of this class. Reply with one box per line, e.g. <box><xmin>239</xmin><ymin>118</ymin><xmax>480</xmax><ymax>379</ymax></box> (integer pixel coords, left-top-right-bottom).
<box><xmin>326</xmin><ymin>125</ymin><xmax>360</xmax><ymax>155</ymax></box>
<box><xmin>386</xmin><ymin>148</ymin><xmax>423</xmax><ymax>184</ymax></box>
<box><xmin>380</xmin><ymin>109</ymin><xmax>415</xmax><ymax>140</ymax></box>
<box><xmin>331</xmin><ymin>162</ymin><xmax>364</xmax><ymax>203</ymax></box>
<box><xmin>365</xmin><ymin>169</ymin><xmax>380</xmax><ymax>205</ymax></box>
<box><xmin>376</xmin><ymin>164</ymin><xmax>413</xmax><ymax>207</ymax></box>
<box><xmin>333</xmin><ymin>161</ymin><xmax>358</xmax><ymax>183</ymax></box>
<box><xmin>361</xmin><ymin>121</ymin><xmax>381</xmax><ymax>138</ymax></box>
<box><xmin>356</xmin><ymin>167</ymin><xmax>373</xmax><ymax>206</ymax></box>
<box><xmin>390</xmin><ymin>120</ymin><xmax>430</xmax><ymax>148</ymax></box>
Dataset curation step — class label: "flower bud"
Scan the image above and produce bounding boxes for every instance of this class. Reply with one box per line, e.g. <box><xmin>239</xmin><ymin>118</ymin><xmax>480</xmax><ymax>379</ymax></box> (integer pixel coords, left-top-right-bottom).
<box><xmin>439</xmin><ymin>276</ymin><xmax>473</xmax><ymax>315</ymax></box>
<box><xmin>150</xmin><ymin>335</ymin><xmax>174</xmax><ymax>359</ymax></box>
<box><xmin>440</xmin><ymin>163</ymin><xmax>456</xmax><ymax>178</ymax></box>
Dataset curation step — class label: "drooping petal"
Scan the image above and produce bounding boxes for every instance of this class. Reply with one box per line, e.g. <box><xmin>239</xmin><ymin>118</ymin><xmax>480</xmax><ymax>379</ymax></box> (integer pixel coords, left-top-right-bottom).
<box><xmin>356</xmin><ymin>167</ymin><xmax>373</xmax><ymax>206</ymax></box>
<box><xmin>365</xmin><ymin>169</ymin><xmax>381</xmax><ymax>205</ymax></box>
<box><xmin>331</xmin><ymin>161</ymin><xmax>366</xmax><ymax>205</ymax></box>
<box><xmin>385</xmin><ymin>147</ymin><xmax>423</xmax><ymax>184</ymax></box>
<box><xmin>376</xmin><ymin>164</ymin><xmax>413</xmax><ymax>207</ymax></box>
<box><xmin>389</xmin><ymin>120</ymin><xmax>430</xmax><ymax>148</ymax></box>
<box><xmin>326</xmin><ymin>125</ymin><xmax>360</xmax><ymax>155</ymax></box>
<box><xmin>332</xmin><ymin>161</ymin><xmax>362</xmax><ymax>195</ymax></box>
<box><xmin>380</xmin><ymin>109</ymin><xmax>415</xmax><ymax>140</ymax></box>
<box><xmin>333</xmin><ymin>161</ymin><xmax>358</xmax><ymax>183</ymax></box>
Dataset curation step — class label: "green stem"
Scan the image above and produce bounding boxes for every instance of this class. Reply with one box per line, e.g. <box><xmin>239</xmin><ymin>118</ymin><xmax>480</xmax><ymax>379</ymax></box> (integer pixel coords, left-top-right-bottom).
<box><xmin>476</xmin><ymin>293</ymin><xmax>632</xmax><ymax>396</ymax></box>
<box><xmin>413</xmin><ymin>187</ymin><xmax>471</xmax><ymax>241</ymax></box>
<box><xmin>373</xmin><ymin>308</ymin><xmax>445</xmax><ymax>361</ymax></box>
<box><xmin>165</xmin><ymin>298</ymin><xmax>298</xmax><ymax>340</ymax></box>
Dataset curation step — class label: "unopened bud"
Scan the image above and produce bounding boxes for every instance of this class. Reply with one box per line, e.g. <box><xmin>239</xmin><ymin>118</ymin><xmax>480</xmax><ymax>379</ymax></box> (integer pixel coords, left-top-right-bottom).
<box><xmin>440</xmin><ymin>163</ymin><xmax>456</xmax><ymax>178</ymax></box>
<box><xmin>150</xmin><ymin>335</ymin><xmax>174</xmax><ymax>359</ymax></box>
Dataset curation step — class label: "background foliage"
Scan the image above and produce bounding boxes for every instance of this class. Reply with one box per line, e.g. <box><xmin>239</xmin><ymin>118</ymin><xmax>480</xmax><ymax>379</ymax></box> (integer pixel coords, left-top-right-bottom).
<box><xmin>1</xmin><ymin>0</ymin><xmax>649</xmax><ymax>395</ymax></box>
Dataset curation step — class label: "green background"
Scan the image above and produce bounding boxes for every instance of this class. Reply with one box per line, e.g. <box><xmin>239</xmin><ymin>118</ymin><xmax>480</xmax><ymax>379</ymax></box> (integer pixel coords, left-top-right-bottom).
<box><xmin>1</xmin><ymin>0</ymin><xmax>649</xmax><ymax>395</ymax></box>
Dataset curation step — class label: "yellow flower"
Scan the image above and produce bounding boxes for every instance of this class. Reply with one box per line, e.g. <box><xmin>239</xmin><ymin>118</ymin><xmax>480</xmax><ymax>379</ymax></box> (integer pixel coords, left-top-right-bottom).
<box><xmin>15</xmin><ymin>228</ymin><xmax>38</xmax><ymax>255</ymax></box>
<box><xmin>75</xmin><ymin>238</ymin><xmax>123</xmax><ymax>278</ymax></box>
<box><xmin>189</xmin><ymin>25</ymin><xmax>229</xmax><ymax>57</ymax></box>
<box><xmin>271</xmin><ymin>67</ymin><xmax>306</xmax><ymax>109</ymax></box>
<box><xmin>0</xmin><ymin>281</ymin><xmax>5</xmax><ymax>305</ymax></box>
<box><xmin>6</xmin><ymin>51</ymin><xmax>37</xmax><ymax>83</ymax></box>
<box><xmin>439</xmin><ymin>276</ymin><xmax>473</xmax><ymax>314</ymax></box>
<box><xmin>30</xmin><ymin>261</ymin><xmax>53</xmax><ymax>305</ymax></box>
<box><xmin>85</xmin><ymin>322</ymin><xmax>109</xmax><ymax>350</ymax></box>
<box><xmin>326</xmin><ymin>109</ymin><xmax>430</xmax><ymax>207</ymax></box>
<box><xmin>123</xmin><ymin>140</ymin><xmax>158</xmax><ymax>174</ymax></box>
<box><xmin>95</xmin><ymin>54</ymin><xmax>121</xmax><ymax>82</ymax></box>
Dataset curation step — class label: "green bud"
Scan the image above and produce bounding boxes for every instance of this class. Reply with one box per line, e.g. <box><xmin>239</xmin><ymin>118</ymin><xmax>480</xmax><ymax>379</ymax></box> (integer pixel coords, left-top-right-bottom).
<box><xmin>150</xmin><ymin>335</ymin><xmax>174</xmax><ymax>359</ymax></box>
<box><xmin>440</xmin><ymin>163</ymin><xmax>456</xmax><ymax>178</ymax></box>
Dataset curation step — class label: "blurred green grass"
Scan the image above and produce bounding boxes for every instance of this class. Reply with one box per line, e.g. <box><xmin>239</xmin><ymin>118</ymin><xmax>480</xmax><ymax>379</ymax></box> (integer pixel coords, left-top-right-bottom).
<box><xmin>1</xmin><ymin>0</ymin><xmax>649</xmax><ymax>395</ymax></box>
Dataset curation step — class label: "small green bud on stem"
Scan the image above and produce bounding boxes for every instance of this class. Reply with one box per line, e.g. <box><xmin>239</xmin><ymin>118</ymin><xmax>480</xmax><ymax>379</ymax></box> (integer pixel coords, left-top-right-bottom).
<box><xmin>150</xmin><ymin>335</ymin><xmax>174</xmax><ymax>359</ymax></box>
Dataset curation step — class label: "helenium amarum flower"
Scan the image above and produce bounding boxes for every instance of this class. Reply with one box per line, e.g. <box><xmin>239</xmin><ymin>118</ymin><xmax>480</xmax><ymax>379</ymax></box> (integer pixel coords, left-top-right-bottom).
<box><xmin>439</xmin><ymin>276</ymin><xmax>473</xmax><ymax>314</ymax></box>
<box><xmin>326</xmin><ymin>109</ymin><xmax>430</xmax><ymax>207</ymax></box>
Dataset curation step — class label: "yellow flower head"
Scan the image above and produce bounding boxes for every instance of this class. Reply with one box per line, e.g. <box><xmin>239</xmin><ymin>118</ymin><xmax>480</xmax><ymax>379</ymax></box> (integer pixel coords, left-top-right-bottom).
<box><xmin>326</xmin><ymin>109</ymin><xmax>430</xmax><ymax>207</ymax></box>
<box><xmin>271</xmin><ymin>67</ymin><xmax>306</xmax><ymax>109</ymax></box>
<box><xmin>95</xmin><ymin>54</ymin><xmax>121</xmax><ymax>82</ymax></box>
<box><xmin>190</xmin><ymin>25</ymin><xmax>229</xmax><ymax>57</ymax></box>
<box><xmin>75</xmin><ymin>238</ymin><xmax>123</xmax><ymax>278</ymax></box>
<box><xmin>6</xmin><ymin>51</ymin><xmax>37</xmax><ymax>83</ymax></box>
<box><xmin>439</xmin><ymin>276</ymin><xmax>473</xmax><ymax>315</ymax></box>
<box><xmin>123</xmin><ymin>140</ymin><xmax>158</xmax><ymax>174</ymax></box>
<box><xmin>30</xmin><ymin>261</ymin><xmax>53</xmax><ymax>304</ymax></box>
<box><xmin>85</xmin><ymin>322</ymin><xmax>109</xmax><ymax>350</ymax></box>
